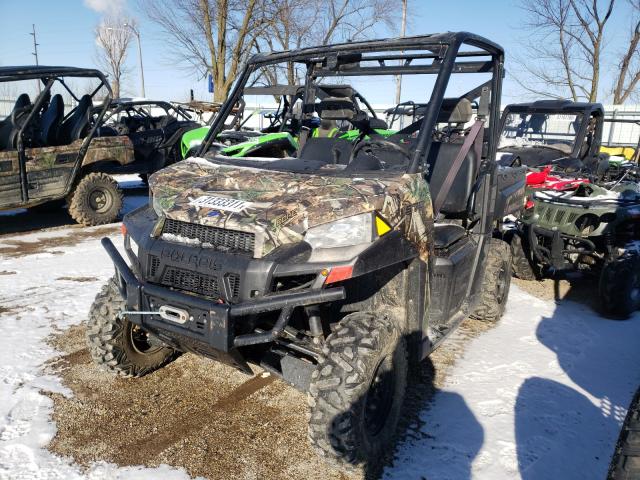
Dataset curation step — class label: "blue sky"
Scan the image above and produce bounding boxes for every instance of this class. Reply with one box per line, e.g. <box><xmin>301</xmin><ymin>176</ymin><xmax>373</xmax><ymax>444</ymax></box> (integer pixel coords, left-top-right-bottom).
<box><xmin>0</xmin><ymin>0</ymin><xmax>635</xmax><ymax>105</ymax></box>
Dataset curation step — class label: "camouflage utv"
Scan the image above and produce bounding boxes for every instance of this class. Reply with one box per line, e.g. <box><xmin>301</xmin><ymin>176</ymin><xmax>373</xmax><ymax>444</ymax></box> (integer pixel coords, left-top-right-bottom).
<box><xmin>87</xmin><ymin>33</ymin><xmax>525</xmax><ymax>468</ymax></box>
<box><xmin>0</xmin><ymin>66</ymin><xmax>135</xmax><ymax>225</ymax></box>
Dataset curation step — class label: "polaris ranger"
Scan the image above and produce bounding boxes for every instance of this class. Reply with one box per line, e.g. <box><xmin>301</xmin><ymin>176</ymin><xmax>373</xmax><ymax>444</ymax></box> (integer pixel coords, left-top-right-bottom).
<box><xmin>87</xmin><ymin>32</ymin><xmax>524</xmax><ymax>468</ymax></box>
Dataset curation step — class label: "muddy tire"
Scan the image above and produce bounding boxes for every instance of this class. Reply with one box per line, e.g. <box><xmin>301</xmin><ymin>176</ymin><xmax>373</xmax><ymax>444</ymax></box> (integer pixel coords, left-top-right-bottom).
<box><xmin>510</xmin><ymin>231</ymin><xmax>537</xmax><ymax>281</ymax></box>
<box><xmin>308</xmin><ymin>312</ymin><xmax>408</xmax><ymax>469</ymax></box>
<box><xmin>68</xmin><ymin>172</ymin><xmax>122</xmax><ymax>226</ymax></box>
<box><xmin>599</xmin><ymin>255</ymin><xmax>640</xmax><ymax>319</ymax></box>
<box><xmin>471</xmin><ymin>238</ymin><xmax>512</xmax><ymax>322</ymax></box>
<box><xmin>86</xmin><ymin>278</ymin><xmax>179</xmax><ymax>377</ymax></box>
<box><xmin>608</xmin><ymin>387</ymin><xmax>640</xmax><ymax>479</ymax></box>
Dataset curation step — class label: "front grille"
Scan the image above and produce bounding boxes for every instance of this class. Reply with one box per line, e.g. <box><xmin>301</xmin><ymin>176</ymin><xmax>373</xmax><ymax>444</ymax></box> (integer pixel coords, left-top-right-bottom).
<box><xmin>162</xmin><ymin>266</ymin><xmax>220</xmax><ymax>297</ymax></box>
<box><xmin>163</xmin><ymin>218</ymin><xmax>255</xmax><ymax>255</ymax></box>
<box><xmin>148</xmin><ymin>255</ymin><xmax>160</xmax><ymax>276</ymax></box>
<box><xmin>554</xmin><ymin>210</ymin><xmax>566</xmax><ymax>223</ymax></box>
<box><xmin>157</xmin><ymin>265</ymin><xmax>240</xmax><ymax>300</ymax></box>
<box><xmin>225</xmin><ymin>273</ymin><xmax>241</xmax><ymax>299</ymax></box>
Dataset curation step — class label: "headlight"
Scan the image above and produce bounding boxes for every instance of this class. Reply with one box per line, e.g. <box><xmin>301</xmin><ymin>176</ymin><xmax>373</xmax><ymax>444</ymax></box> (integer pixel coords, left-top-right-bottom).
<box><xmin>305</xmin><ymin>213</ymin><xmax>373</xmax><ymax>249</ymax></box>
<box><xmin>150</xmin><ymin>191</ymin><xmax>163</xmax><ymax>217</ymax></box>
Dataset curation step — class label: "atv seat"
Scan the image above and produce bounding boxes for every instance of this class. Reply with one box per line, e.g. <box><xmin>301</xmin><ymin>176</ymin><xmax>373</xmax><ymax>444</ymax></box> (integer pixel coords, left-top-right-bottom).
<box><xmin>0</xmin><ymin>93</ymin><xmax>31</xmax><ymax>150</ymax></box>
<box><xmin>317</xmin><ymin>96</ymin><xmax>356</xmax><ymax>121</ymax></box>
<box><xmin>40</xmin><ymin>94</ymin><xmax>64</xmax><ymax>146</ymax></box>
<box><xmin>434</xmin><ymin>223</ymin><xmax>466</xmax><ymax>249</ymax></box>
<box><xmin>58</xmin><ymin>94</ymin><xmax>92</xmax><ymax>145</ymax></box>
<box><xmin>426</xmin><ymin>141</ymin><xmax>479</xmax><ymax>217</ymax></box>
<box><xmin>423</xmin><ymin>98</ymin><xmax>478</xmax><ymax>217</ymax></box>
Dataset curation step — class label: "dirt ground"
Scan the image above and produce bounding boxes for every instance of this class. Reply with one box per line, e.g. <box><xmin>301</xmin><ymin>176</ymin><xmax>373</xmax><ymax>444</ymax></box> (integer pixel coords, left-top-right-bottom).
<box><xmin>0</xmin><ymin>225</ymin><xmax>119</xmax><ymax>258</ymax></box>
<box><xmin>513</xmin><ymin>275</ymin><xmax>601</xmax><ymax>310</ymax></box>
<box><xmin>45</xmin><ymin>315</ymin><xmax>490</xmax><ymax>480</ymax></box>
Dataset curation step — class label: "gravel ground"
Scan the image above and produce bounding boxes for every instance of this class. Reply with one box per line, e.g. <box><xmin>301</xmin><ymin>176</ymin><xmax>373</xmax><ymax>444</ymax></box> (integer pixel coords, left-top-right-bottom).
<box><xmin>44</xmin><ymin>309</ymin><xmax>490</xmax><ymax>480</ymax></box>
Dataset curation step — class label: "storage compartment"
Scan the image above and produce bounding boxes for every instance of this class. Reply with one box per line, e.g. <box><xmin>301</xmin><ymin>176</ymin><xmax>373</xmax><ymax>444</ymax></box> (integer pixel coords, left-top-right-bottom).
<box><xmin>429</xmin><ymin>235</ymin><xmax>477</xmax><ymax>326</ymax></box>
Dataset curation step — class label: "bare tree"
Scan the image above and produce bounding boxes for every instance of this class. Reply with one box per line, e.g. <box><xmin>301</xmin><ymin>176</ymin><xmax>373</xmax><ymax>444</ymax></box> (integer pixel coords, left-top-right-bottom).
<box><xmin>515</xmin><ymin>0</ymin><xmax>615</xmax><ymax>102</ymax></box>
<box><xmin>255</xmin><ymin>0</ymin><xmax>396</xmax><ymax>87</ymax></box>
<box><xmin>612</xmin><ymin>0</ymin><xmax>640</xmax><ymax>103</ymax></box>
<box><xmin>139</xmin><ymin>0</ymin><xmax>268</xmax><ymax>102</ymax></box>
<box><xmin>315</xmin><ymin>0</ymin><xmax>396</xmax><ymax>45</ymax></box>
<box><xmin>95</xmin><ymin>16</ymin><xmax>135</xmax><ymax>98</ymax></box>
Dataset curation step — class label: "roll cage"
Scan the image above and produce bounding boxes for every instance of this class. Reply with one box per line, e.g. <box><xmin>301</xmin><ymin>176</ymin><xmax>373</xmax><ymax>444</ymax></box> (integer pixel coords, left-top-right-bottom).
<box><xmin>103</xmin><ymin>100</ymin><xmax>195</xmax><ymax>122</ymax></box>
<box><xmin>238</xmin><ymin>83</ymin><xmax>380</xmax><ymax>134</ymax></box>
<box><xmin>500</xmin><ymin>100</ymin><xmax>605</xmax><ymax>159</ymax></box>
<box><xmin>199</xmin><ymin>32</ymin><xmax>505</xmax><ymax>174</ymax></box>
<box><xmin>0</xmin><ymin>66</ymin><xmax>112</xmax><ymax>203</ymax></box>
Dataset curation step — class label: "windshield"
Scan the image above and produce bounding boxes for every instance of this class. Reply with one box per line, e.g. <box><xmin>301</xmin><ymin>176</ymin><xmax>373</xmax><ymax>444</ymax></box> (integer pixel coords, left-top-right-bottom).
<box><xmin>197</xmin><ymin>37</ymin><xmax>501</xmax><ymax>176</ymax></box>
<box><xmin>499</xmin><ymin>112</ymin><xmax>584</xmax><ymax>154</ymax></box>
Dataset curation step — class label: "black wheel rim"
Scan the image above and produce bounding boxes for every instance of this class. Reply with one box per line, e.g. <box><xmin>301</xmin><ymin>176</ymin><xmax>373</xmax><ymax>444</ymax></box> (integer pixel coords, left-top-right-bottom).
<box><xmin>88</xmin><ymin>187</ymin><xmax>113</xmax><ymax>214</ymax></box>
<box><xmin>129</xmin><ymin>323</ymin><xmax>162</xmax><ymax>355</ymax></box>
<box><xmin>364</xmin><ymin>354</ymin><xmax>396</xmax><ymax>437</ymax></box>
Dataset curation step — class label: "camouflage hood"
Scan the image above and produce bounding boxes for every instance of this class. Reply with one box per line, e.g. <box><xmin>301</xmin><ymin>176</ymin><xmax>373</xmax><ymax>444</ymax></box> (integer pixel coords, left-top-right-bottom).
<box><xmin>149</xmin><ymin>158</ymin><xmax>432</xmax><ymax>258</ymax></box>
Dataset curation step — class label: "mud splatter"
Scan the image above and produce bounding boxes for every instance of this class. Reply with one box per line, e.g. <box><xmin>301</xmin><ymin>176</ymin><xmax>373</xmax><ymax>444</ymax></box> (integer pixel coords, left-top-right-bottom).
<box><xmin>56</xmin><ymin>276</ymin><xmax>100</xmax><ymax>283</ymax></box>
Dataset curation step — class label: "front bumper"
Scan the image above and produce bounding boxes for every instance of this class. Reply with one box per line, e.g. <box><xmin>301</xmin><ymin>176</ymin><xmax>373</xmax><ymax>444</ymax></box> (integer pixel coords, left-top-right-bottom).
<box><xmin>527</xmin><ymin>224</ymin><xmax>596</xmax><ymax>270</ymax></box>
<box><xmin>102</xmin><ymin>237</ymin><xmax>345</xmax><ymax>370</ymax></box>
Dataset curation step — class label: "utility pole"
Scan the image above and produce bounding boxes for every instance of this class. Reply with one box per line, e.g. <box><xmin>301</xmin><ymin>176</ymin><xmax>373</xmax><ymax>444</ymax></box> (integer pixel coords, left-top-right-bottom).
<box><xmin>30</xmin><ymin>24</ymin><xmax>41</xmax><ymax>93</ymax></box>
<box><xmin>394</xmin><ymin>0</ymin><xmax>408</xmax><ymax>105</ymax></box>
<box><xmin>124</xmin><ymin>23</ymin><xmax>146</xmax><ymax>98</ymax></box>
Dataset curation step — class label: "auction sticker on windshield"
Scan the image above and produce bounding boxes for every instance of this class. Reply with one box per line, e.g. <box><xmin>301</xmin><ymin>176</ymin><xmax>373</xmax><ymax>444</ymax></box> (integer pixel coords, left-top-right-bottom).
<box><xmin>189</xmin><ymin>196</ymin><xmax>252</xmax><ymax>213</ymax></box>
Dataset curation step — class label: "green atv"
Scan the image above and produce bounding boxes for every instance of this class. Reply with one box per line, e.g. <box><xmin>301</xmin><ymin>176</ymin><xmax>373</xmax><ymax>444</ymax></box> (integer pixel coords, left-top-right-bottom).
<box><xmin>513</xmin><ymin>182</ymin><xmax>640</xmax><ymax>318</ymax></box>
<box><xmin>180</xmin><ymin>84</ymin><xmax>394</xmax><ymax>159</ymax></box>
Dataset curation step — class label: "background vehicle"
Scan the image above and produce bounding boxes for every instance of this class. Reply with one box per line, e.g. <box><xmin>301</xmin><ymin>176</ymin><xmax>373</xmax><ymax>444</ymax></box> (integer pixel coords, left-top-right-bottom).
<box><xmin>497</xmin><ymin>100</ymin><xmax>608</xmax><ymax>176</ymax></box>
<box><xmin>88</xmin><ymin>32</ymin><xmax>525</xmax><ymax>469</ymax></box>
<box><xmin>180</xmin><ymin>84</ymin><xmax>392</xmax><ymax>159</ymax></box>
<box><xmin>512</xmin><ymin>182</ymin><xmax>640</xmax><ymax>318</ymax></box>
<box><xmin>0</xmin><ymin>66</ymin><xmax>133</xmax><ymax>225</ymax></box>
<box><xmin>601</xmin><ymin>118</ymin><xmax>640</xmax><ymax>182</ymax></box>
<box><xmin>97</xmin><ymin>99</ymin><xmax>202</xmax><ymax>177</ymax></box>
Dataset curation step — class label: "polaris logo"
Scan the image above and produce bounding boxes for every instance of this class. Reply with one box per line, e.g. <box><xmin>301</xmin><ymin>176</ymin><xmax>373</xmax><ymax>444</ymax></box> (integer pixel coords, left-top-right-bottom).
<box><xmin>189</xmin><ymin>195</ymin><xmax>251</xmax><ymax>213</ymax></box>
<box><xmin>160</xmin><ymin>247</ymin><xmax>221</xmax><ymax>271</ymax></box>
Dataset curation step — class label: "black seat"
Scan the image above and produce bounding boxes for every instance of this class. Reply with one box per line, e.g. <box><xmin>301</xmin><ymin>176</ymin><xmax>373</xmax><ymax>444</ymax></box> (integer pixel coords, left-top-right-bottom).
<box><xmin>425</xmin><ymin>98</ymin><xmax>478</xmax><ymax>216</ymax></box>
<box><xmin>40</xmin><ymin>94</ymin><xmax>64</xmax><ymax>146</ymax></box>
<box><xmin>433</xmin><ymin>223</ymin><xmax>466</xmax><ymax>249</ymax></box>
<box><xmin>316</xmin><ymin>96</ymin><xmax>356</xmax><ymax>121</ymax></box>
<box><xmin>58</xmin><ymin>94</ymin><xmax>92</xmax><ymax>145</ymax></box>
<box><xmin>0</xmin><ymin>93</ymin><xmax>31</xmax><ymax>150</ymax></box>
<box><xmin>426</xmin><ymin>141</ymin><xmax>479</xmax><ymax>216</ymax></box>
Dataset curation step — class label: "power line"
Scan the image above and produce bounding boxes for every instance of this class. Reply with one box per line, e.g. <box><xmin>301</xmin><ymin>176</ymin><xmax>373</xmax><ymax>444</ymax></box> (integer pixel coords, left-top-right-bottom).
<box><xmin>30</xmin><ymin>24</ymin><xmax>41</xmax><ymax>93</ymax></box>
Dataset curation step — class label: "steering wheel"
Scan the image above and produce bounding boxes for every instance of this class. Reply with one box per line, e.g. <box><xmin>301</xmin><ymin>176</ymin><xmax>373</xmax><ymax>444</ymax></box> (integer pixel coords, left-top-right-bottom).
<box><xmin>348</xmin><ymin>138</ymin><xmax>411</xmax><ymax>170</ymax></box>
